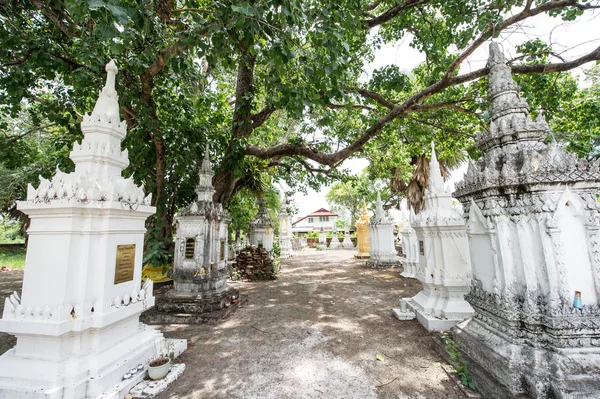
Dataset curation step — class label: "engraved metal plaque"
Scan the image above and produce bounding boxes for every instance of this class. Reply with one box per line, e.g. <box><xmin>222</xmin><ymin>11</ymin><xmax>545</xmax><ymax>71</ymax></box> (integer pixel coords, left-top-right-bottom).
<box><xmin>114</xmin><ymin>244</ymin><xmax>136</xmax><ymax>284</ymax></box>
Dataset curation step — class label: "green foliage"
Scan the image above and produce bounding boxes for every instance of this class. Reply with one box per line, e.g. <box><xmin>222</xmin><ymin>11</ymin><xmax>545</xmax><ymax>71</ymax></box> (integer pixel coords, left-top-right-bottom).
<box><xmin>441</xmin><ymin>332</ymin><xmax>476</xmax><ymax>390</ymax></box>
<box><xmin>0</xmin><ymin>216</ymin><xmax>24</xmax><ymax>243</ymax></box>
<box><xmin>306</xmin><ymin>231</ymin><xmax>320</xmax><ymax>238</ymax></box>
<box><xmin>0</xmin><ymin>248</ymin><xmax>26</xmax><ymax>269</ymax></box>
<box><xmin>326</xmin><ymin>172</ymin><xmax>395</xmax><ymax>227</ymax></box>
<box><xmin>143</xmin><ymin>226</ymin><xmax>173</xmax><ymax>272</ymax></box>
<box><xmin>1</xmin><ymin>0</ymin><xmax>599</xmax><ymax>263</ymax></box>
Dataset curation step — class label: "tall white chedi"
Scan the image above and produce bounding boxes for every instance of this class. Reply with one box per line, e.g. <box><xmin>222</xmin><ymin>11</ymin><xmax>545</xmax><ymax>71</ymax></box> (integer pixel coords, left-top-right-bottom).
<box><xmin>402</xmin><ymin>143</ymin><xmax>473</xmax><ymax>331</ymax></box>
<box><xmin>453</xmin><ymin>43</ymin><xmax>600</xmax><ymax>398</ymax></box>
<box><xmin>249</xmin><ymin>197</ymin><xmax>274</xmax><ymax>251</ymax></box>
<box><xmin>278</xmin><ymin>195</ymin><xmax>294</xmax><ymax>259</ymax></box>
<box><xmin>0</xmin><ymin>61</ymin><xmax>185</xmax><ymax>398</ymax></box>
<box><xmin>399</xmin><ymin>208</ymin><xmax>419</xmax><ymax>279</ymax></box>
<box><xmin>367</xmin><ymin>192</ymin><xmax>400</xmax><ymax>268</ymax></box>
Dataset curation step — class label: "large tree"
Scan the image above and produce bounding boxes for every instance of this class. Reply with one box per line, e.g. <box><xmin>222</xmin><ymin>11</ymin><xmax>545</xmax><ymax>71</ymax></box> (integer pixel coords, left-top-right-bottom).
<box><xmin>2</xmin><ymin>0</ymin><xmax>600</xmax><ymax>256</ymax></box>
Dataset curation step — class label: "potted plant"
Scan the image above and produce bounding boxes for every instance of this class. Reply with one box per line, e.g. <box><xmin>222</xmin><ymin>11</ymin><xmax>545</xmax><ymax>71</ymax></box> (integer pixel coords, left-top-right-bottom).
<box><xmin>148</xmin><ymin>341</ymin><xmax>175</xmax><ymax>380</ymax></box>
<box><xmin>148</xmin><ymin>357</ymin><xmax>171</xmax><ymax>380</ymax></box>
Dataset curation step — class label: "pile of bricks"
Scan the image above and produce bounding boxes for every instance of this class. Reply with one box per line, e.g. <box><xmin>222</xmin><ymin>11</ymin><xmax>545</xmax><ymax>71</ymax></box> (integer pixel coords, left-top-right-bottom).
<box><xmin>231</xmin><ymin>245</ymin><xmax>278</xmax><ymax>281</ymax></box>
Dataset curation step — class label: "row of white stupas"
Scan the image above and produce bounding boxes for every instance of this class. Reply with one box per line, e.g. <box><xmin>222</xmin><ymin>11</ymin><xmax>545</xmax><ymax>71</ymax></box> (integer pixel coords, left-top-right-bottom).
<box><xmin>395</xmin><ymin>42</ymin><xmax>600</xmax><ymax>398</ymax></box>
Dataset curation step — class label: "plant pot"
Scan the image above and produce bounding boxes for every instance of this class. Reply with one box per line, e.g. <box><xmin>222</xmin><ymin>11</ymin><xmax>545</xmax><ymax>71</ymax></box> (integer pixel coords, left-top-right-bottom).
<box><xmin>148</xmin><ymin>357</ymin><xmax>171</xmax><ymax>380</ymax></box>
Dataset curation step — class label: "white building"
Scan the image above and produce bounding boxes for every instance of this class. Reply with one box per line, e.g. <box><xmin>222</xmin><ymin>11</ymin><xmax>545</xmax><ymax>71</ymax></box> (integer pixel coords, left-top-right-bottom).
<box><xmin>291</xmin><ymin>208</ymin><xmax>338</xmax><ymax>235</ymax></box>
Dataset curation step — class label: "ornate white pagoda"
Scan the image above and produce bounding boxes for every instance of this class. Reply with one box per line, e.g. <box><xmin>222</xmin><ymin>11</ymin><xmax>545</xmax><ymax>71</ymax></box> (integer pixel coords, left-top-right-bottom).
<box><xmin>452</xmin><ymin>42</ymin><xmax>600</xmax><ymax>398</ymax></box>
<box><xmin>249</xmin><ymin>197</ymin><xmax>274</xmax><ymax>252</ymax></box>
<box><xmin>367</xmin><ymin>192</ymin><xmax>400</xmax><ymax>268</ymax></box>
<box><xmin>341</xmin><ymin>229</ymin><xmax>354</xmax><ymax>248</ymax></box>
<box><xmin>149</xmin><ymin>146</ymin><xmax>238</xmax><ymax>323</ymax></box>
<box><xmin>329</xmin><ymin>225</ymin><xmax>341</xmax><ymax>249</ymax></box>
<box><xmin>0</xmin><ymin>61</ymin><xmax>185</xmax><ymax>398</ymax></box>
<box><xmin>404</xmin><ymin>143</ymin><xmax>473</xmax><ymax>331</ymax></box>
<box><xmin>399</xmin><ymin>208</ymin><xmax>419</xmax><ymax>278</ymax></box>
<box><xmin>278</xmin><ymin>195</ymin><xmax>294</xmax><ymax>259</ymax></box>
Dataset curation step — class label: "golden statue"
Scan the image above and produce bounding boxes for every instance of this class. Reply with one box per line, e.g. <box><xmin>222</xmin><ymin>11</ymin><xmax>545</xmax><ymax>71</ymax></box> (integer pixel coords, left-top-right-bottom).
<box><xmin>355</xmin><ymin>199</ymin><xmax>370</xmax><ymax>258</ymax></box>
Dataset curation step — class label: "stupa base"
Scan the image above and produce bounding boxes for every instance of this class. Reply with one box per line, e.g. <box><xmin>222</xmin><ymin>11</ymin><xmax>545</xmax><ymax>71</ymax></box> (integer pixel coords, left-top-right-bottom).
<box><xmin>453</xmin><ymin>318</ymin><xmax>600</xmax><ymax>399</ymax></box>
<box><xmin>366</xmin><ymin>258</ymin><xmax>401</xmax><ymax>268</ymax></box>
<box><xmin>354</xmin><ymin>252</ymin><xmax>370</xmax><ymax>259</ymax></box>
<box><xmin>0</xmin><ymin>325</ymin><xmax>186</xmax><ymax>399</ymax></box>
<box><xmin>143</xmin><ymin>286</ymin><xmax>246</xmax><ymax>325</ymax></box>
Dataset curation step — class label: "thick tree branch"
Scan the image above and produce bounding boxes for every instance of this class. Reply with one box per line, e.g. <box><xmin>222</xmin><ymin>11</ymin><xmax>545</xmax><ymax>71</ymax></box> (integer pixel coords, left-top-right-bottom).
<box><xmin>347</xmin><ymin>87</ymin><xmax>396</xmax><ymax>109</ymax></box>
<box><xmin>2</xmin><ymin>123</ymin><xmax>57</xmax><ymax>144</ymax></box>
<box><xmin>365</xmin><ymin>0</ymin><xmax>427</xmax><ymax>29</ymax></box>
<box><xmin>30</xmin><ymin>0</ymin><xmax>78</xmax><ymax>39</ymax></box>
<box><xmin>405</xmin><ymin>116</ymin><xmax>469</xmax><ymax>136</ymax></box>
<box><xmin>251</xmin><ymin>105</ymin><xmax>277</xmax><ymax>129</ymax></box>
<box><xmin>443</xmin><ymin>0</ymin><xmax>584</xmax><ymax>80</ymax></box>
<box><xmin>1</xmin><ymin>49</ymin><xmax>32</xmax><ymax>68</ymax></box>
<box><xmin>246</xmin><ymin>45</ymin><xmax>600</xmax><ymax>167</ymax></box>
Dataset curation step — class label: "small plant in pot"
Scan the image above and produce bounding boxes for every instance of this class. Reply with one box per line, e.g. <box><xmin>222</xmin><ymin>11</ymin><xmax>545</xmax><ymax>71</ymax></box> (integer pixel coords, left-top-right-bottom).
<box><xmin>148</xmin><ymin>341</ymin><xmax>175</xmax><ymax>380</ymax></box>
<box><xmin>148</xmin><ymin>357</ymin><xmax>171</xmax><ymax>380</ymax></box>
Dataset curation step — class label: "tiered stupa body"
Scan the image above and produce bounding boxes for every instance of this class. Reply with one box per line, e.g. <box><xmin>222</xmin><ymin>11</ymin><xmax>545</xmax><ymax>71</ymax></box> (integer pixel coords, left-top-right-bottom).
<box><xmin>342</xmin><ymin>229</ymin><xmax>354</xmax><ymax>249</ymax></box>
<box><xmin>354</xmin><ymin>201</ymin><xmax>371</xmax><ymax>258</ymax></box>
<box><xmin>399</xmin><ymin>209</ymin><xmax>419</xmax><ymax>278</ymax></box>
<box><xmin>406</xmin><ymin>143</ymin><xmax>474</xmax><ymax>331</ymax></box>
<box><xmin>453</xmin><ymin>43</ymin><xmax>600</xmax><ymax>398</ymax></box>
<box><xmin>0</xmin><ymin>61</ymin><xmax>185</xmax><ymax>398</ymax></box>
<box><xmin>329</xmin><ymin>225</ymin><xmax>341</xmax><ymax>249</ymax></box>
<box><xmin>367</xmin><ymin>193</ymin><xmax>400</xmax><ymax>268</ymax></box>
<box><xmin>278</xmin><ymin>195</ymin><xmax>294</xmax><ymax>259</ymax></box>
<box><xmin>152</xmin><ymin>146</ymin><xmax>238</xmax><ymax>321</ymax></box>
<box><xmin>249</xmin><ymin>198</ymin><xmax>274</xmax><ymax>252</ymax></box>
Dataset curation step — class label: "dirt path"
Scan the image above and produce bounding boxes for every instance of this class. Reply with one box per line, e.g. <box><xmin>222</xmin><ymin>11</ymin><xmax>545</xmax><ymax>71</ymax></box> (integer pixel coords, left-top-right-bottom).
<box><xmin>155</xmin><ymin>250</ymin><xmax>463</xmax><ymax>399</ymax></box>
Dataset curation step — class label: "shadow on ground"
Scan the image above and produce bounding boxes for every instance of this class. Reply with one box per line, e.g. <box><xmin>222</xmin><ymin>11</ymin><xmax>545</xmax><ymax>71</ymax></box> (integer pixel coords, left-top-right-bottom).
<box><xmin>153</xmin><ymin>250</ymin><xmax>464</xmax><ymax>399</ymax></box>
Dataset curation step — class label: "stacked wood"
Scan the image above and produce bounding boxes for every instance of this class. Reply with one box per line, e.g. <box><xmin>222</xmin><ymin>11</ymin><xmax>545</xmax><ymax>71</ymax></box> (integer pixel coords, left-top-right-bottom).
<box><xmin>231</xmin><ymin>245</ymin><xmax>278</xmax><ymax>281</ymax></box>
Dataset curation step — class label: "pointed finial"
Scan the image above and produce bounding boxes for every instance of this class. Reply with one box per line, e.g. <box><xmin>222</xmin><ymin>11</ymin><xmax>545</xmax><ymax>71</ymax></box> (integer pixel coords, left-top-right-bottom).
<box><xmin>429</xmin><ymin>142</ymin><xmax>444</xmax><ymax>192</ymax></box>
<box><xmin>201</xmin><ymin>144</ymin><xmax>211</xmax><ymax>171</ymax></box>
<box><xmin>487</xmin><ymin>42</ymin><xmax>506</xmax><ymax>68</ymax></box>
<box><xmin>104</xmin><ymin>60</ymin><xmax>118</xmax><ymax>94</ymax></box>
<box><xmin>89</xmin><ymin>60</ymin><xmax>120</xmax><ymax>122</ymax></box>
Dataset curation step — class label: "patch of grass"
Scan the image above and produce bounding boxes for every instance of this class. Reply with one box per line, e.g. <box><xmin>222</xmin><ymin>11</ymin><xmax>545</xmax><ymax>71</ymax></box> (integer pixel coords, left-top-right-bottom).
<box><xmin>0</xmin><ymin>248</ymin><xmax>26</xmax><ymax>269</ymax></box>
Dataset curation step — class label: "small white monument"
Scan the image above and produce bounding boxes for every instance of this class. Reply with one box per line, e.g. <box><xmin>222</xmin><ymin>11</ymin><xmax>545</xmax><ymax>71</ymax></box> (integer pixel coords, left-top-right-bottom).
<box><xmin>249</xmin><ymin>197</ymin><xmax>274</xmax><ymax>252</ymax></box>
<box><xmin>453</xmin><ymin>42</ymin><xmax>600</xmax><ymax>398</ymax></box>
<box><xmin>318</xmin><ymin>227</ymin><xmax>327</xmax><ymax>245</ymax></box>
<box><xmin>396</xmin><ymin>143</ymin><xmax>473</xmax><ymax>331</ymax></box>
<box><xmin>278</xmin><ymin>195</ymin><xmax>294</xmax><ymax>259</ymax></box>
<box><xmin>329</xmin><ymin>225</ymin><xmax>341</xmax><ymax>249</ymax></box>
<box><xmin>367</xmin><ymin>192</ymin><xmax>400</xmax><ymax>268</ymax></box>
<box><xmin>0</xmin><ymin>61</ymin><xmax>185</xmax><ymax>398</ymax></box>
<box><xmin>147</xmin><ymin>145</ymin><xmax>239</xmax><ymax>323</ymax></box>
<box><xmin>341</xmin><ymin>229</ymin><xmax>354</xmax><ymax>249</ymax></box>
<box><xmin>399</xmin><ymin>209</ymin><xmax>419</xmax><ymax>278</ymax></box>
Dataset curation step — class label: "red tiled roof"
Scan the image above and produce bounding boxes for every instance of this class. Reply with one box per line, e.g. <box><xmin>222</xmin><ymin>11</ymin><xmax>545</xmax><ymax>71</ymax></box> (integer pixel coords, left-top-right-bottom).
<box><xmin>292</xmin><ymin>208</ymin><xmax>338</xmax><ymax>226</ymax></box>
<box><xmin>307</xmin><ymin>208</ymin><xmax>338</xmax><ymax>217</ymax></box>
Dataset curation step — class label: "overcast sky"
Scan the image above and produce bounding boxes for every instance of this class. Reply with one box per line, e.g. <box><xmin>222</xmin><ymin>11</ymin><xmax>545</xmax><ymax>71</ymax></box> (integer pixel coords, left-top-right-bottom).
<box><xmin>290</xmin><ymin>10</ymin><xmax>600</xmax><ymax>220</ymax></box>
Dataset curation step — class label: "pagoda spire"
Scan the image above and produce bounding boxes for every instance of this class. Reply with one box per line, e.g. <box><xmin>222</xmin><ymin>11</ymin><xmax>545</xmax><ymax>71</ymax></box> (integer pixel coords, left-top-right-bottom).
<box><xmin>195</xmin><ymin>144</ymin><xmax>215</xmax><ymax>203</ymax></box>
<box><xmin>89</xmin><ymin>60</ymin><xmax>120</xmax><ymax>124</ymax></box>
<box><xmin>487</xmin><ymin>42</ymin><xmax>529</xmax><ymax>125</ymax></box>
<box><xmin>429</xmin><ymin>142</ymin><xmax>444</xmax><ymax>192</ymax></box>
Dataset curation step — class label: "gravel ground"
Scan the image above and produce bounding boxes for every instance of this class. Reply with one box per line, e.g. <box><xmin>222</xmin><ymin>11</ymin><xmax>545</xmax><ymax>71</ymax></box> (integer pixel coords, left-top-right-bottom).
<box><xmin>154</xmin><ymin>249</ymin><xmax>464</xmax><ymax>399</ymax></box>
<box><xmin>0</xmin><ymin>250</ymin><xmax>464</xmax><ymax>399</ymax></box>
